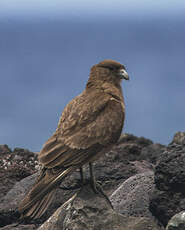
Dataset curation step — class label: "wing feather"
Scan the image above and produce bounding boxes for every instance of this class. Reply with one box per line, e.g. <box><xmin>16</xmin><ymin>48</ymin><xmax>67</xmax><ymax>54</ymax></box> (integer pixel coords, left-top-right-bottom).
<box><xmin>39</xmin><ymin>90</ymin><xmax>124</xmax><ymax>168</ymax></box>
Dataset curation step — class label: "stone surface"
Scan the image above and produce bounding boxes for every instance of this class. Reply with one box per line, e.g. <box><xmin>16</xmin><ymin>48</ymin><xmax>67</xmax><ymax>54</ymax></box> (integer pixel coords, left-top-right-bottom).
<box><xmin>0</xmin><ymin>172</ymin><xmax>78</xmax><ymax>228</ymax></box>
<box><xmin>0</xmin><ymin>145</ymin><xmax>12</xmax><ymax>154</ymax></box>
<box><xmin>170</xmin><ymin>132</ymin><xmax>185</xmax><ymax>145</ymax></box>
<box><xmin>0</xmin><ymin>173</ymin><xmax>38</xmax><ymax>228</ymax></box>
<box><xmin>0</xmin><ymin>173</ymin><xmax>39</xmax><ymax>212</ymax></box>
<box><xmin>0</xmin><ymin>224</ymin><xmax>36</xmax><ymax>230</ymax></box>
<box><xmin>38</xmin><ymin>184</ymin><xmax>162</xmax><ymax>230</ymax></box>
<box><xmin>129</xmin><ymin>160</ymin><xmax>154</xmax><ymax>174</ymax></box>
<box><xmin>150</xmin><ymin>143</ymin><xmax>185</xmax><ymax>227</ymax></box>
<box><xmin>0</xmin><ymin>146</ymin><xmax>39</xmax><ymax>200</ymax></box>
<box><xmin>150</xmin><ymin>189</ymin><xmax>185</xmax><ymax>227</ymax></box>
<box><xmin>110</xmin><ymin>171</ymin><xmax>155</xmax><ymax>218</ymax></box>
<box><xmin>166</xmin><ymin>211</ymin><xmax>185</xmax><ymax>230</ymax></box>
<box><xmin>154</xmin><ymin>144</ymin><xmax>185</xmax><ymax>192</ymax></box>
<box><xmin>140</xmin><ymin>143</ymin><xmax>165</xmax><ymax>164</ymax></box>
<box><xmin>87</xmin><ymin>133</ymin><xmax>154</xmax><ymax>195</ymax></box>
<box><xmin>0</xmin><ymin>134</ymin><xmax>159</xmax><ymax>229</ymax></box>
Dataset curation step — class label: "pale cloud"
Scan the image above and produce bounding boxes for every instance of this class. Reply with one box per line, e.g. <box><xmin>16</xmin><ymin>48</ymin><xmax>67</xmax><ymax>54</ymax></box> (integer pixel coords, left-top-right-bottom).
<box><xmin>0</xmin><ymin>0</ymin><xmax>185</xmax><ymax>17</ymax></box>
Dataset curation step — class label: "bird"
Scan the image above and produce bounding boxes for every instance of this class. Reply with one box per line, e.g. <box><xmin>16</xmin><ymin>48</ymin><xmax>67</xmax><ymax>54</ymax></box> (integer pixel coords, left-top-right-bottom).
<box><xmin>18</xmin><ymin>59</ymin><xmax>129</xmax><ymax>219</ymax></box>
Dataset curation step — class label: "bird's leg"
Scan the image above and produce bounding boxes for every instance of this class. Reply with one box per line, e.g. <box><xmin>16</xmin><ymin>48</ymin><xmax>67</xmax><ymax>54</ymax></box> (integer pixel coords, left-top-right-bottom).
<box><xmin>89</xmin><ymin>162</ymin><xmax>98</xmax><ymax>193</ymax></box>
<box><xmin>59</xmin><ymin>167</ymin><xmax>84</xmax><ymax>190</ymax></box>
<box><xmin>89</xmin><ymin>162</ymin><xmax>113</xmax><ymax>209</ymax></box>
<box><xmin>80</xmin><ymin>167</ymin><xmax>85</xmax><ymax>186</ymax></box>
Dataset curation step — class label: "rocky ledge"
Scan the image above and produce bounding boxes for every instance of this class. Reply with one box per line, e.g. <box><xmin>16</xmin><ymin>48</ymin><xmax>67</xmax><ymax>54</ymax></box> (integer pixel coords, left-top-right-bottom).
<box><xmin>0</xmin><ymin>132</ymin><xmax>184</xmax><ymax>230</ymax></box>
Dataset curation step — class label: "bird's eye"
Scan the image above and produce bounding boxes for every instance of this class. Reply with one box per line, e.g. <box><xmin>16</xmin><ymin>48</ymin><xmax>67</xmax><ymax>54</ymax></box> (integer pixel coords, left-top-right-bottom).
<box><xmin>103</xmin><ymin>65</ymin><xmax>116</xmax><ymax>71</ymax></box>
<box><xmin>98</xmin><ymin>64</ymin><xmax>115</xmax><ymax>71</ymax></box>
<box><xmin>108</xmin><ymin>66</ymin><xmax>114</xmax><ymax>71</ymax></box>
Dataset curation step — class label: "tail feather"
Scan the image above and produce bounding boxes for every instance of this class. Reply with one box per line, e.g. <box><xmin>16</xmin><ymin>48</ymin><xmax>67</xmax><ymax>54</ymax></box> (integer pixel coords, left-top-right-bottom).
<box><xmin>19</xmin><ymin>166</ymin><xmax>76</xmax><ymax>219</ymax></box>
<box><xmin>25</xmin><ymin>188</ymin><xmax>56</xmax><ymax>219</ymax></box>
<box><xmin>35</xmin><ymin>189</ymin><xmax>56</xmax><ymax>218</ymax></box>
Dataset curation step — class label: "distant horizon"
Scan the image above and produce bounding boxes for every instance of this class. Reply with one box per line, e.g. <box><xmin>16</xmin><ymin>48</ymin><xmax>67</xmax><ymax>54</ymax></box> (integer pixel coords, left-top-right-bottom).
<box><xmin>0</xmin><ymin>3</ymin><xmax>185</xmax><ymax>151</ymax></box>
<box><xmin>0</xmin><ymin>0</ymin><xmax>185</xmax><ymax>19</ymax></box>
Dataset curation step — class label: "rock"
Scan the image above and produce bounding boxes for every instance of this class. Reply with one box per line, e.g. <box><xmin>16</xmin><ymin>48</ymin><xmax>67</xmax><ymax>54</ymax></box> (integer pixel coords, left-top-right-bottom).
<box><xmin>154</xmin><ymin>145</ymin><xmax>185</xmax><ymax>192</ymax></box>
<box><xmin>150</xmin><ymin>189</ymin><xmax>185</xmax><ymax>227</ymax></box>
<box><xmin>38</xmin><ymin>183</ymin><xmax>162</xmax><ymax>230</ymax></box>
<box><xmin>130</xmin><ymin>160</ymin><xmax>154</xmax><ymax>173</ymax></box>
<box><xmin>0</xmin><ymin>173</ymin><xmax>38</xmax><ymax>228</ymax></box>
<box><xmin>139</xmin><ymin>143</ymin><xmax>165</xmax><ymax>164</ymax></box>
<box><xmin>166</xmin><ymin>211</ymin><xmax>185</xmax><ymax>230</ymax></box>
<box><xmin>0</xmin><ymin>223</ymin><xmax>36</xmax><ymax>230</ymax></box>
<box><xmin>0</xmin><ymin>134</ymin><xmax>153</xmax><ymax>200</ymax></box>
<box><xmin>0</xmin><ymin>135</ymin><xmax>156</xmax><ymax>228</ymax></box>
<box><xmin>56</xmin><ymin>133</ymin><xmax>154</xmax><ymax>197</ymax></box>
<box><xmin>119</xmin><ymin>133</ymin><xmax>153</xmax><ymax>147</ymax></box>
<box><xmin>114</xmin><ymin>133</ymin><xmax>153</xmax><ymax>162</ymax></box>
<box><xmin>0</xmin><ymin>172</ymin><xmax>77</xmax><ymax>228</ymax></box>
<box><xmin>93</xmin><ymin>133</ymin><xmax>154</xmax><ymax>195</ymax></box>
<box><xmin>0</xmin><ymin>173</ymin><xmax>39</xmax><ymax>212</ymax></box>
<box><xmin>0</xmin><ymin>145</ymin><xmax>12</xmax><ymax>154</ymax></box>
<box><xmin>62</xmin><ymin>185</ymin><xmax>123</xmax><ymax>230</ymax></box>
<box><xmin>121</xmin><ymin>216</ymin><xmax>163</xmax><ymax>230</ymax></box>
<box><xmin>170</xmin><ymin>132</ymin><xmax>185</xmax><ymax>145</ymax></box>
<box><xmin>150</xmin><ymin>143</ymin><xmax>185</xmax><ymax>227</ymax></box>
<box><xmin>110</xmin><ymin>171</ymin><xmax>155</xmax><ymax>218</ymax></box>
<box><xmin>0</xmin><ymin>146</ymin><xmax>39</xmax><ymax>200</ymax></box>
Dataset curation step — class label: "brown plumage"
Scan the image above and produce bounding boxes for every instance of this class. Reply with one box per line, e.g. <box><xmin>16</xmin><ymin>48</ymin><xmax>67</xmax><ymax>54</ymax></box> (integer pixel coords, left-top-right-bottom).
<box><xmin>18</xmin><ymin>59</ymin><xmax>129</xmax><ymax>219</ymax></box>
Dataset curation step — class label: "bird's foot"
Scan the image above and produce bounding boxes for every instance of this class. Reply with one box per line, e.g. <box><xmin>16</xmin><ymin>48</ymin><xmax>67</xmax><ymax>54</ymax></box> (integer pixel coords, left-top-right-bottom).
<box><xmin>59</xmin><ymin>179</ymin><xmax>88</xmax><ymax>191</ymax></box>
<box><xmin>90</xmin><ymin>180</ymin><xmax>113</xmax><ymax>209</ymax></box>
<box><xmin>59</xmin><ymin>184</ymin><xmax>81</xmax><ymax>190</ymax></box>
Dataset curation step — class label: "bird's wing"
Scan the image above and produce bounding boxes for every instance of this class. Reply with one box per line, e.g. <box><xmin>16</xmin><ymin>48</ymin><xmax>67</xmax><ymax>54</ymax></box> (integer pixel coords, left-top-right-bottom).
<box><xmin>39</xmin><ymin>90</ymin><xmax>124</xmax><ymax>168</ymax></box>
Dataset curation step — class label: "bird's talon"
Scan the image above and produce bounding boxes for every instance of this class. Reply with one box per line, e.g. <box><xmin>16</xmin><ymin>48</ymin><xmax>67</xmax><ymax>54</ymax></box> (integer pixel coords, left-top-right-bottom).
<box><xmin>59</xmin><ymin>183</ymin><xmax>81</xmax><ymax>191</ymax></box>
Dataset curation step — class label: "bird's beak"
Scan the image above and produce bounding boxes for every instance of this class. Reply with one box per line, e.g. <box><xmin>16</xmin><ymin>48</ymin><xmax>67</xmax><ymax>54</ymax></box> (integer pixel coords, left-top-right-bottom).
<box><xmin>119</xmin><ymin>69</ymin><xmax>129</xmax><ymax>80</ymax></box>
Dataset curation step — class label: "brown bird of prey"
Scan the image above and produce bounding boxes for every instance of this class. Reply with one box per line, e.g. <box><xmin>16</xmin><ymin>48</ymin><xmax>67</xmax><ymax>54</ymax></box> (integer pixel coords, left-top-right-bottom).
<box><xmin>18</xmin><ymin>59</ymin><xmax>129</xmax><ymax>219</ymax></box>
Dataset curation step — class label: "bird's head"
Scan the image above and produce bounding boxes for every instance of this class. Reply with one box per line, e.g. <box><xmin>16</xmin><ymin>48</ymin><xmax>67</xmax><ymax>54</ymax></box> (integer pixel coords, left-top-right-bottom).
<box><xmin>87</xmin><ymin>59</ymin><xmax>129</xmax><ymax>88</ymax></box>
<box><xmin>97</xmin><ymin>60</ymin><xmax>129</xmax><ymax>81</ymax></box>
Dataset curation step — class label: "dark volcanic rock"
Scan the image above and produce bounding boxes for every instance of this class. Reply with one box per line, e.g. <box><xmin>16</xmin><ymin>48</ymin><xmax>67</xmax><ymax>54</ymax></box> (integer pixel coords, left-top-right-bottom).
<box><xmin>0</xmin><ymin>223</ymin><xmax>36</xmax><ymax>230</ymax></box>
<box><xmin>38</xmin><ymin>184</ymin><xmax>162</xmax><ymax>230</ymax></box>
<box><xmin>155</xmin><ymin>145</ymin><xmax>185</xmax><ymax>192</ymax></box>
<box><xmin>150</xmin><ymin>142</ymin><xmax>185</xmax><ymax>227</ymax></box>
<box><xmin>0</xmin><ymin>134</ymin><xmax>156</xmax><ymax>229</ymax></box>
<box><xmin>0</xmin><ymin>146</ymin><xmax>39</xmax><ymax>200</ymax></box>
<box><xmin>140</xmin><ymin>143</ymin><xmax>165</xmax><ymax>164</ymax></box>
<box><xmin>0</xmin><ymin>173</ymin><xmax>39</xmax><ymax>213</ymax></box>
<box><xmin>0</xmin><ymin>174</ymin><xmax>38</xmax><ymax>228</ymax></box>
<box><xmin>170</xmin><ymin>132</ymin><xmax>185</xmax><ymax>145</ymax></box>
<box><xmin>114</xmin><ymin>133</ymin><xmax>153</xmax><ymax>162</ymax></box>
<box><xmin>150</xmin><ymin>190</ymin><xmax>185</xmax><ymax>227</ymax></box>
<box><xmin>130</xmin><ymin>160</ymin><xmax>154</xmax><ymax>173</ymax></box>
<box><xmin>0</xmin><ymin>145</ymin><xmax>12</xmax><ymax>154</ymax></box>
<box><xmin>69</xmin><ymin>133</ymin><xmax>154</xmax><ymax>196</ymax></box>
<box><xmin>0</xmin><ymin>172</ymin><xmax>78</xmax><ymax>228</ymax></box>
<box><xmin>0</xmin><ymin>146</ymin><xmax>39</xmax><ymax>228</ymax></box>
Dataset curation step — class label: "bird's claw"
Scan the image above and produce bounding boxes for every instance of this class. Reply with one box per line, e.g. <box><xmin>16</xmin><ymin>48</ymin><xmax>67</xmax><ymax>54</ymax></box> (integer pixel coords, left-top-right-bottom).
<box><xmin>90</xmin><ymin>181</ymin><xmax>113</xmax><ymax>209</ymax></box>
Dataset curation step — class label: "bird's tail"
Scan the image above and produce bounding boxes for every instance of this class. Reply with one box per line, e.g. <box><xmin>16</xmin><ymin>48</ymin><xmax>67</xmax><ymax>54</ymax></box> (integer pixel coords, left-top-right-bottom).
<box><xmin>18</xmin><ymin>166</ymin><xmax>75</xmax><ymax>219</ymax></box>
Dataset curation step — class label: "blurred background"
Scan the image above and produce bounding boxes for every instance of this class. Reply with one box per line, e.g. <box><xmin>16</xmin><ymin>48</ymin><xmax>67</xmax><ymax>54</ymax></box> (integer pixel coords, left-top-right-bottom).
<box><xmin>0</xmin><ymin>0</ymin><xmax>185</xmax><ymax>151</ymax></box>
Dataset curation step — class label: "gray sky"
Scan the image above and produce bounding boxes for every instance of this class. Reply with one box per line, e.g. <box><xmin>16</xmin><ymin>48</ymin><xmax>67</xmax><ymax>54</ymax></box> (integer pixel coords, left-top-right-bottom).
<box><xmin>0</xmin><ymin>0</ymin><xmax>185</xmax><ymax>17</ymax></box>
<box><xmin>0</xmin><ymin>0</ymin><xmax>185</xmax><ymax>151</ymax></box>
